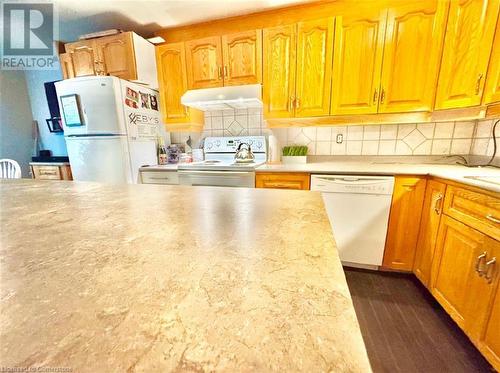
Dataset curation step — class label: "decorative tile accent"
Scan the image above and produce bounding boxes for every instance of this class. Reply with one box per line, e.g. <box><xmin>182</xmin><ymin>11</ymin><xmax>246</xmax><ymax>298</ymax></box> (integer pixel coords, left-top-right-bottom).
<box><xmin>416</xmin><ymin>123</ymin><xmax>435</xmax><ymax>138</ymax></box>
<box><xmin>402</xmin><ymin>129</ymin><xmax>426</xmax><ymax>150</ymax></box>
<box><xmin>397</xmin><ymin>124</ymin><xmax>416</xmax><ymax>139</ymax></box>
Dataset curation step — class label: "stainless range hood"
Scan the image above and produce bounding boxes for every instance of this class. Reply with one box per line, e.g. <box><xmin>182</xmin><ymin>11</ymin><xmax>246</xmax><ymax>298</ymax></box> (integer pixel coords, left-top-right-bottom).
<box><xmin>181</xmin><ymin>84</ymin><xmax>262</xmax><ymax>111</ymax></box>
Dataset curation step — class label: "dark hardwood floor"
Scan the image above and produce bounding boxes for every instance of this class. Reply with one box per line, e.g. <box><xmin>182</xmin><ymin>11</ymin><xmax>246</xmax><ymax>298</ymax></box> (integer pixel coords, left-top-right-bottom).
<box><xmin>344</xmin><ymin>268</ymin><xmax>495</xmax><ymax>373</ymax></box>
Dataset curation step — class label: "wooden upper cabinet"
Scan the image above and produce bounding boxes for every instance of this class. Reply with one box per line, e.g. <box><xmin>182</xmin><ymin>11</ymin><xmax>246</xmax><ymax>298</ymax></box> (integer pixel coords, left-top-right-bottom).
<box><xmin>59</xmin><ymin>53</ymin><xmax>75</xmax><ymax>79</ymax></box>
<box><xmin>295</xmin><ymin>17</ymin><xmax>334</xmax><ymax>117</ymax></box>
<box><xmin>95</xmin><ymin>33</ymin><xmax>136</xmax><ymax>80</ymax></box>
<box><xmin>222</xmin><ymin>30</ymin><xmax>262</xmax><ymax>86</ymax></box>
<box><xmin>185</xmin><ymin>36</ymin><xmax>223</xmax><ymax>89</ymax></box>
<box><xmin>414</xmin><ymin>180</ymin><xmax>447</xmax><ymax>287</ymax></box>
<box><xmin>65</xmin><ymin>40</ymin><xmax>97</xmax><ymax>77</ymax></box>
<box><xmin>379</xmin><ymin>1</ymin><xmax>449</xmax><ymax>113</ymax></box>
<box><xmin>484</xmin><ymin>13</ymin><xmax>500</xmax><ymax>104</ymax></box>
<box><xmin>263</xmin><ymin>25</ymin><xmax>297</xmax><ymax>118</ymax></box>
<box><xmin>436</xmin><ymin>0</ymin><xmax>500</xmax><ymax>109</ymax></box>
<box><xmin>156</xmin><ymin>42</ymin><xmax>189</xmax><ymax>123</ymax></box>
<box><xmin>330</xmin><ymin>10</ymin><xmax>387</xmax><ymax>115</ymax></box>
<box><xmin>383</xmin><ymin>176</ymin><xmax>427</xmax><ymax>271</ymax></box>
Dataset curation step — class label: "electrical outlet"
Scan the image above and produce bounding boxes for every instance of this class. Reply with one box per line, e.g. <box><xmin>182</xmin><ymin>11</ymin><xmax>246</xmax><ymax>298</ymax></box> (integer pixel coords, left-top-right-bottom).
<box><xmin>336</xmin><ymin>134</ymin><xmax>343</xmax><ymax>144</ymax></box>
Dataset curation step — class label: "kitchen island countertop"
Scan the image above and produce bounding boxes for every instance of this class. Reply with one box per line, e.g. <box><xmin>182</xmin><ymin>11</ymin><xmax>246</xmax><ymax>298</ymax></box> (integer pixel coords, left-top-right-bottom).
<box><xmin>0</xmin><ymin>180</ymin><xmax>371</xmax><ymax>372</ymax></box>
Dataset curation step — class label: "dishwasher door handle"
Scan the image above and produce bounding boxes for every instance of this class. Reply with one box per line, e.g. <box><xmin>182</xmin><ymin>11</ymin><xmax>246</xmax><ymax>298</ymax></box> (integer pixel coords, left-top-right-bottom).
<box><xmin>315</xmin><ymin>177</ymin><xmax>390</xmax><ymax>186</ymax></box>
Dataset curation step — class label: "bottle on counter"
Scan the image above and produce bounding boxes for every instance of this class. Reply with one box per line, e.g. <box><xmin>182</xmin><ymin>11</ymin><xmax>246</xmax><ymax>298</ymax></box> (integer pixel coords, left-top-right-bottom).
<box><xmin>158</xmin><ymin>137</ymin><xmax>168</xmax><ymax>165</ymax></box>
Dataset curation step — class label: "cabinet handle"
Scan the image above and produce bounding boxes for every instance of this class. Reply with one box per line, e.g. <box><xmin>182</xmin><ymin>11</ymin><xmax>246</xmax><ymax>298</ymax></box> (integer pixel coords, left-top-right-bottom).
<box><xmin>484</xmin><ymin>257</ymin><xmax>496</xmax><ymax>283</ymax></box>
<box><xmin>40</xmin><ymin>171</ymin><xmax>57</xmax><ymax>176</ymax></box>
<box><xmin>218</xmin><ymin>66</ymin><xmax>223</xmax><ymax>79</ymax></box>
<box><xmin>223</xmin><ymin>65</ymin><xmax>228</xmax><ymax>78</ymax></box>
<box><xmin>475</xmin><ymin>73</ymin><xmax>483</xmax><ymax>95</ymax></box>
<box><xmin>380</xmin><ymin>88</ymin><xmax>386</xmax><ymax>104</ymax></box>
<box><xmin>289</xmin><ymin>96</ymin><xmax>295</xmax><ymax>112</ymax></box>
<box><xmin>434</xmin><ymin>194</ymin><xmax>444</xmax><ymax>215</ymax></box>
<box><xmin>373</xmin><ymin>89</ymin><xmax>378</xmax><ymax>104</ymax></box>
<box><xmin>295</xmin><ymin>97</ymin><xmax>300</xmax><ymax>109</ymax></box>
<box><xmin>486</xmin><ymin>214</ymin><xmax>500</xmax><ymax>224</ymax></box>
<box><xmin>475</xmin><ymin>252</ymin><xmax>487</xmax><ymax>276</ymax></box>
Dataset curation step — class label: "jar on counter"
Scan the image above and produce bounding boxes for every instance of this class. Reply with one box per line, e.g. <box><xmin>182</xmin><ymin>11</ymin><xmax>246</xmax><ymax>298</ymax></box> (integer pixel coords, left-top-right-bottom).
<box><xmin>167</xmin><ymin>145</ymin><xmax>182</xmax><ymax>164</ymax></box>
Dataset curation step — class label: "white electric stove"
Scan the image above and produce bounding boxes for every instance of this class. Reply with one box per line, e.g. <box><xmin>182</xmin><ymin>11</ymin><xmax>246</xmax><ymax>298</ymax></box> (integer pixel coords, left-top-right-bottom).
<box><xmin>178</xmin><ymin>136</ymin><xmax>267</xmax><ymax>188</ymax></box>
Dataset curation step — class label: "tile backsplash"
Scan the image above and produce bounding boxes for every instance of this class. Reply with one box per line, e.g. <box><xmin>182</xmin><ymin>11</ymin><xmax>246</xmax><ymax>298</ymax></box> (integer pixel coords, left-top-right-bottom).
<box><xmin>170</xmin><ymin>108</ymin><xmax>499</xmax><ymax>159</ymax></box>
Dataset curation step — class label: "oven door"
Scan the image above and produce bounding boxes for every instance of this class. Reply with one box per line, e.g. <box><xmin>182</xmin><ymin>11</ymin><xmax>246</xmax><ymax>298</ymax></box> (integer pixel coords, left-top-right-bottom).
<box><xmin>178</xmin><ymin>170</ymin><xmax>255</xmax><ymax>188</ymax></box>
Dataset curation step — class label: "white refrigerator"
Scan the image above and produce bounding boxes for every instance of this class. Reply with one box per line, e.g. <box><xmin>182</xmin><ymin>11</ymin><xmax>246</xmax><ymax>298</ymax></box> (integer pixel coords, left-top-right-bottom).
<box><xmin>55</xmin><ymin>76</ymin><xmax>168</xmax><ymax>183</ymax></box>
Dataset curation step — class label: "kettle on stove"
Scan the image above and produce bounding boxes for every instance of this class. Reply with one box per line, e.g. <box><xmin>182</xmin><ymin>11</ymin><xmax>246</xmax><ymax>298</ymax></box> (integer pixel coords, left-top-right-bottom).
<box><xmin>234</xmin><ymin>143</ymin><xmax>255</xmax><ymax>163</ymax></box>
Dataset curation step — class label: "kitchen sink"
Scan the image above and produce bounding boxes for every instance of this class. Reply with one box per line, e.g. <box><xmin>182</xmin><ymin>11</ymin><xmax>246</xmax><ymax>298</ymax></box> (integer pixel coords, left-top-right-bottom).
<box><xmin>463</xmin><ymin>175</ymin><xmax>500</xmax><ymax>185</ymax></box>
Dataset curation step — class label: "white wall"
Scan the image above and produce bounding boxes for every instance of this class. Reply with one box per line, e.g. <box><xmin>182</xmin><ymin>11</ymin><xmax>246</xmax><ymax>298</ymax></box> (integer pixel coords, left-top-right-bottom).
<box><xmin>0</xmin><ymin>71</ymin><xmax>34</xmax><ymax>177</ymax></box>
<box><xmin>24</xmin><ymin>69</ymin><xmax>67</xmax><ymax>155</ymax></box>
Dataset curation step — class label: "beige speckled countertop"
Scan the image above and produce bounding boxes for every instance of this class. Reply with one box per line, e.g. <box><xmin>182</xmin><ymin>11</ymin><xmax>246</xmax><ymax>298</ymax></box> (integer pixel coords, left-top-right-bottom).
<box><xmin>0</xmin><ymin>180</ymin><xmax>371</xmax><ymax>372</ymax></box>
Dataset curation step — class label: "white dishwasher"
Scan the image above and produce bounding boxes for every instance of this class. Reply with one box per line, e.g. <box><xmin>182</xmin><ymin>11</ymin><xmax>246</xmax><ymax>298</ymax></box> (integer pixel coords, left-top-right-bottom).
<box><xmin>311</xmin><ymin>175</ymin><xmax>395</xmax><ymax>269</ymax></box>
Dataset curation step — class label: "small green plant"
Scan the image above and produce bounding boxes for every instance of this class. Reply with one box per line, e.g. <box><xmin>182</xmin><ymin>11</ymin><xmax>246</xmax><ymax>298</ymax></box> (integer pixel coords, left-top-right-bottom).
<box><xmin>282</xmin><ymin>145</ymin><xmax>308</xmax><ymax>156</ymax></box>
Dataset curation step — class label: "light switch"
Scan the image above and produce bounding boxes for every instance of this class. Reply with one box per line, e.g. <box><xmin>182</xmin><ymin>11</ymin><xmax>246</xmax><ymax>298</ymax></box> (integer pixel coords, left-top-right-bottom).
<box><xmin>336</xmin><ymin>134</ymin><xmax>343</xmax><ymax>144</ymax></box>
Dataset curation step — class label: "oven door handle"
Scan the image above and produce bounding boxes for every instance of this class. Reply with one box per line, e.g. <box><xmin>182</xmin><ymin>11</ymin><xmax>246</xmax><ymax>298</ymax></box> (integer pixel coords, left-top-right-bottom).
<box><xmin>178</xmin><ymin>170</ymin><xmax>252</xmax><ymax>176</ymax></box>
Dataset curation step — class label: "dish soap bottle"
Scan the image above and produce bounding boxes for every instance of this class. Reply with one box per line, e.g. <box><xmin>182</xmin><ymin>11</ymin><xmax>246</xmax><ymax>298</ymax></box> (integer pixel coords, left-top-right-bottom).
<box><xmin>158</xmin><ymin>137</ymin><xmax>168</xmax><ymax>165</ymax></box>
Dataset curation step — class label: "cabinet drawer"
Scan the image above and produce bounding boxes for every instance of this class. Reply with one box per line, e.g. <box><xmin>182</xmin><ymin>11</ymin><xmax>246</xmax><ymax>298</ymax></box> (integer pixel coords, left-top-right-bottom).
<box><xmin>443</xmin><ymin>185</ymin><xmax>500</xmax><ymax>241</ymax></box>
<box><xmin>141</xmin><ymin>171</ymin><xmax>179</xmax><ymax>185</ymax></box>
<box><xmin>32</xmin><ymin>166</ymin><xmax>61</xmax><ymax>180</ymax></box>
<box><xmin>255</xmin><ymin>173</ymin><xmax>310</xmax><ymax>190</ymax></box>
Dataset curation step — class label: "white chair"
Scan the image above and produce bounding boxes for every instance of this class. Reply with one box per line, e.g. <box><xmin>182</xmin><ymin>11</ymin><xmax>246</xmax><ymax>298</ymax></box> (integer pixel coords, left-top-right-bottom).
<box><xmin>0</xmin><ymin>159</ymin><xmax>21</xmax><ymax>179</ymax></box>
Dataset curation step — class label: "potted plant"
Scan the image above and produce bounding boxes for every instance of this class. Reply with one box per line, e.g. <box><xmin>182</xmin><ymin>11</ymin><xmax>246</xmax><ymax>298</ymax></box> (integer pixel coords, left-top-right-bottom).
<box><xmin>282</xmin><ymin>145</ymin><xmax>308</xmax><ymax>164</ymax></box>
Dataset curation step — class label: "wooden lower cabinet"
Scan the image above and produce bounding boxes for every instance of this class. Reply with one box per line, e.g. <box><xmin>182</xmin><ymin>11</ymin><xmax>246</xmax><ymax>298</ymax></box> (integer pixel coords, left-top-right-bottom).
<box><xmin>479</xmin><ymin>282</ymin><xmax>500</xmax><ymax>370</ymax></box>
<box><xmin>383</xmin><ymin>176</ymin><xmax>427</xmax><ymax>271</ymax></box>
<box><xmin>430</xmin><ymin>216</ymin><xmax>496</xmax><ymax>335</ymax></box>
<box><xmin>255</xmin><ymin>172</ymin><xmax>310</xmax><ymax>190</ymax></box>
<box><xmin>414</xmin><ymin>180</ymin><xmax>447</xmax><ymax>287</ymax></box>
<box><xmin>30</xmin><ymin>164</ymin><xmax>72</xmax><ymax>180</ymax></box>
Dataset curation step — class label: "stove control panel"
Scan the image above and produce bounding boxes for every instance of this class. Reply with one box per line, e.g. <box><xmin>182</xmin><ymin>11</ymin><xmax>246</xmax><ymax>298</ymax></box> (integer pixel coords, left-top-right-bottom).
<box><xmin>204</xmin><ymin>136</ymin><xmax>266</xmax><ymax>153</ymax></box>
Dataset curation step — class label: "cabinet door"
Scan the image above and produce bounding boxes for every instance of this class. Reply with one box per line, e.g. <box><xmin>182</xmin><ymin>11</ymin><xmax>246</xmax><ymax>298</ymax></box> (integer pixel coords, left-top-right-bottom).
<box><xmin>59</xmin><ymin>53</ymin><xmax>75</xmax><ymax>79</ymax></box>
<box><xmin>414</xmin><ymin>180</ymin><xmax>447</xmax><ymax>287</ymax></box>
<box><xmin>295</xmin><ymin>18</ymin><xmax>334</xmax><ymax>117</ymax></box>
<box><xmin>156</xmin><ymin>42</ymin><xmax>189</xmax><ymax>123</ymax></box>
<box><xmin>383</xmin><ymin>176</ymin><xmax>427</xmax><ymax>271</ymax></box>
<box><xmin>435</xmin><ymin>0</ymin><xmax>500</xmax><ymax>109</ymax></box>
<box><xmin>222</xmin><ymin>30</ymin><xmax>262</xmax><ymax>86</ymax></box>
<box><xmin>95</xmin><ymin>32</ymin><xmax>137</xmax><ymax>80</ymax></box>
<box><xmin>431</xmin><ymin>216</ymin><xmax>495</xmax><ymax>334</ymax></box>
<box><xmin>185</xmin><ymin>36</ymin><xmax>223</xmax><ymax>89</ymax></box>
<box><xmin>65</xmin><ymin>40</ymin><xmax>98</xmax><ymax>77</ymax></box>
<box><xmin>479</xmin><ymin>277</ymin><xmax>500</xmax><ymax>371</ymax></box>
<box><xmin>263</xmin><ymin>25</ymin><xmax>297</xmax><ymax>118</ymax></box>
<box><xmin>379</xmin><ymin>1</ymin><xmax>449</xmax><ymax>113</ymax></box>
<box><xmin>484</xmin><ymin>15</ymin><xmax>500</xmax><ymax>104</ymax></box>
<box><xmin>330</xmin><ymin>10</ymin><xmax>387</xmax><ymax>115</ymax></box>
